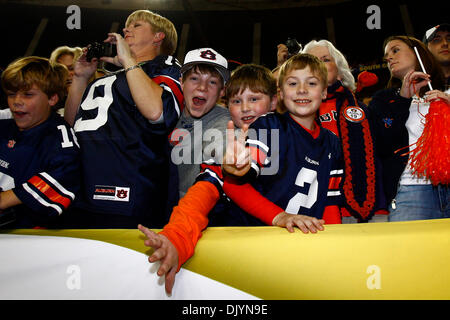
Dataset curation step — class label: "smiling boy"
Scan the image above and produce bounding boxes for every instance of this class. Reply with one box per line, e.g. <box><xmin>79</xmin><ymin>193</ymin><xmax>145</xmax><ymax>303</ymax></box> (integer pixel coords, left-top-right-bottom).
<box><xmin>0</xmin><ymin>56</ymin><xmax>80</xmax><ymax>228</ymax></box>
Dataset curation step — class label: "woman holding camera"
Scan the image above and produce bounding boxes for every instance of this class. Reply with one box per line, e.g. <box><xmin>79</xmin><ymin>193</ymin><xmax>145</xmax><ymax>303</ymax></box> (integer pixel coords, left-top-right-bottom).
<box><xmin>64</xmin><ymin>10</ymin><xmax>183</xmax><ymax>228</ymax></box>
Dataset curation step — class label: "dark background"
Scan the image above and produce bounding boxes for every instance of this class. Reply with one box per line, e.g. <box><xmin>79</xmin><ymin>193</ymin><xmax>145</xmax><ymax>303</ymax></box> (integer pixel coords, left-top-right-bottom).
<box><xmin>0</xmin><ymin>0</ymin><xmax>448</xmax><ymax>91</ymax></box>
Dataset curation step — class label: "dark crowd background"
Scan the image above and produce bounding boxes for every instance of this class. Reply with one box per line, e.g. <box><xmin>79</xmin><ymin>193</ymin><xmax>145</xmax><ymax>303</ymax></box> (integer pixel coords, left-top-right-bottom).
<box><xmin>0</xmin><ymin>0</ymin><xmax>447</xmax><ymax>107</ymax></box>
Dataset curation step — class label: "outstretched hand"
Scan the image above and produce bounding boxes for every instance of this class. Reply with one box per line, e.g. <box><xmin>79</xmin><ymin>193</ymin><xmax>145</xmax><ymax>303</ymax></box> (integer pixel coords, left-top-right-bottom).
<box><xmin>222</xmin><ymin>120</ymin><xmax>251</xmax><ymax>177</ymax></box>
<box><xmin>272</xmin><ymin>211</ymin><xmax>325</xmax><ymax>234</ymax></box>
<box><xmin>138</xmin><ymin>224</ymin><xmax>179</xmax><ymax>295</ymax></box>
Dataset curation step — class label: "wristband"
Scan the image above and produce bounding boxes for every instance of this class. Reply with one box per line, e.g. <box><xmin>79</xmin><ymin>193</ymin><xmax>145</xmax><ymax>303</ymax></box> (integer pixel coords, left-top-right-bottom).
<box><xmin>124</xmin><ymin>64</ymin><xmax>141</xmax><ymax>73</ymax></box>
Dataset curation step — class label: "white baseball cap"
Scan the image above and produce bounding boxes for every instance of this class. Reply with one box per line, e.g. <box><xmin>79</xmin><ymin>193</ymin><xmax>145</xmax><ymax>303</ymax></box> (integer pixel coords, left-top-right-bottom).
<box><xmin>423</xmin><ymin>23</ymin><xmax>450</xmax><ymax>43</ymax></box>
<box><xmin>181</xmin><ymin>48</ymin><xmax>230</xmax><ymax>83</ymax></box>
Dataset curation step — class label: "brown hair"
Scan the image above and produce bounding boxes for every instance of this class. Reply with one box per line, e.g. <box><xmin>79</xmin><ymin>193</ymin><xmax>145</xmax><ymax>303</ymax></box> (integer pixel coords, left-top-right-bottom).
<box><xmin>383</xmin><ymin>35</ymin><xmax>445</xmax><ymax>96</ymax></box>
<box><xmin>181</xmin><ymin>64</ymin><xmax>224</xmax><ymax>87</ymax></box>
<box><xmin>1</xmin><ymin>56</ymin><xmax>66</xmax><ymax>100</ymax></box>
<box><xmin>225</xmin><ymin>64</ymin><xmax>277</xmax><ymax>102</ymax></box>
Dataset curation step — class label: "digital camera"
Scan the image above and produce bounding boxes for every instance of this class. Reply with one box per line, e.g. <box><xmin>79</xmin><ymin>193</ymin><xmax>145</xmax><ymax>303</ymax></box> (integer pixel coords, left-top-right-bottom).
<box><xmin>285</xmin><ymin>38</ymin><xmax>302</xmax><ymax>56</ymax></box>
<box><xmin>86</xmin><ymin>42</ymin><xmax>115</xmax><ymax>62</ymax></box>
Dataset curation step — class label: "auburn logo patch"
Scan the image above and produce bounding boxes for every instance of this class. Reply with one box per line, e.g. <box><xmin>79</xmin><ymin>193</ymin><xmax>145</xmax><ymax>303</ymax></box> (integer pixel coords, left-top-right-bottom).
<box><xmin>116</xmin><ymin>189</ymin><xmax>128</xmax><ymax>199</ymax></box>
<box><xmin>200</xmin><ymin>49</ymin><xmax>216</xmax><ymax>61</ymax></box>
<box><xmin>7</xmin><ymin>140</ymin><xmax>16</xmax><ymax>148</ymax></box>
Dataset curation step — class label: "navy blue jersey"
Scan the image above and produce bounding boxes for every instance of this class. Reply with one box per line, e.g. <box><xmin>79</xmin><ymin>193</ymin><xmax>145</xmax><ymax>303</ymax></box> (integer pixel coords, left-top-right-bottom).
<box><xmin>72</xmin><ymin>55</ymin><xmax>183</xmax><ymax>227</ymax></box>
<box><xmin>0</xmin><ymin>112</ymin><xmax>80</xmax><ymax>228</ymax></box>
<box><xmin>195</xmin><ymin>113</ymin><xmax>344</xmax><ymax>226</ymax></box>
<box><xmin>246</xmin><ymin>112</ymin><xmax>344</xmax><ymax>219</ymax></box>
<box><xmin>74</xmin><ymin>56</ymin><xmax>182</xmax><ymax>226</ymax></box>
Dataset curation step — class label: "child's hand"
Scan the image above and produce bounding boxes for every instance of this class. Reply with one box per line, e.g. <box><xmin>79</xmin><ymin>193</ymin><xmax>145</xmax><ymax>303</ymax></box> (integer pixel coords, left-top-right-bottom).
<box><xmin>222</xmin><ymin>120</ymin><xmax>251</xmax><ymax>177</ymax></box>
<box><xmin>272</xmin><ymin>211</ymin><xmax>325</xmax><ymax>234</ymax></box>
<box><xmin>138</xmin><ymin>224</ymin><xmax>179</xmax><ymax>295</ymax></box>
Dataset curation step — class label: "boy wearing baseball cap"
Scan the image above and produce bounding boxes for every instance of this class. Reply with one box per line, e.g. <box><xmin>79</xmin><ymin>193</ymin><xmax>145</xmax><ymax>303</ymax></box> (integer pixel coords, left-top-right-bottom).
<box><xmin>170</xmin><ymin>48</ymin><xmax>231</xmax><ymax>197</ymax></box>
<box><xmin>423</xmin><ymin>23</ymin><xmax>450</xmax><ymax>87</ymax></box>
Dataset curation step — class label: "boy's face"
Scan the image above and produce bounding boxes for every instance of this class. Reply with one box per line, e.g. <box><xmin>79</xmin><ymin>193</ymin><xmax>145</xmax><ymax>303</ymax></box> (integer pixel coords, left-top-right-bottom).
<box><xmin>181</xmin><ymin>69</ymin><xmax>224</xmax><ymax>118</ymax></box>
<box><xmin>280</xmin><ymin>66</ymin><xmax>327</xmax><ymax>127</ymax></box>
<box><xmin>228</xmin><ymin>88</ymin><xmax>276</xmax><ymax>128</ymax></box>
<box><xmin>6</xmin><ymin>84</ymin><xmax>57</xmax><ymax>131</ymax></box>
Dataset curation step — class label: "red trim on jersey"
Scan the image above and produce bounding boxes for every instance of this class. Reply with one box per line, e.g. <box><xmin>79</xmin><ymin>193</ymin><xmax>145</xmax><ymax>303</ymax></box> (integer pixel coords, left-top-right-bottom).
<box><xmin>249</xmin><ymin>145</ymin><xmax>267</xmax><ymax>168</ymax></box>
<box><xmin>152</xmin><ymin>75</ymin><xmax>184</xmax><ymax>110</ymax></box>
<box><xmin>328</xmin><ymin>176</ymin><xmax>342</xmax><ymax>191</ymax></box>
<box><xmin>28</xmin><ymin>176</ymin><xmax>71</xmax><ymax>209</ymax></box>
<box><xmin>289</xmin><ymin>115</ymin><xmax>321</xmax><ymax>139</ymax></box>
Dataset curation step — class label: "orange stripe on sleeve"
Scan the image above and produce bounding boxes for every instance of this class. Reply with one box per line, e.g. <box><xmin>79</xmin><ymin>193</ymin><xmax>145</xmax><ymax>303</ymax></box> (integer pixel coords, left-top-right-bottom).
<box><xmin>328</xmin><ymin>176</ymin><xmax>342</xmax><ymax>190</ymax></box>
<box><xmin>159</xmin><ymin>181</ymin><xmax>220</xmax><ymax>271</ymax></box>
<box><xmin>28</xmin><ymin>176</ymin><xmax>71</xmax><ymax>209</ymax></box>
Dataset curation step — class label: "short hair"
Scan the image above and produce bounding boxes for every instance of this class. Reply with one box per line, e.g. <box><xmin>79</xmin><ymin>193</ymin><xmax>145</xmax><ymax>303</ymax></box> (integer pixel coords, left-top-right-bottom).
<box><xmin>278</xmin><ymin>53</ymin><xmax>328</xmax><ymax>89</ymax></box>
<box><xmin>383</xmin><ymin>35</ymin><xmax>445</xmax><ymax>95</ymax></box>
<box><xmin>49</xmin><ymin>45</ymin><xmax>82</xmax><ymax>64</ymax></box>
<box><xmin>277</xmin><ymin>54</ymin><xmax>328</xmax><ymax>113</ymax></box>
<box><xmin>181</xmin><ymin>64</ymin><xmax>224</xmax><ymax>87</ymax></box>
<box><xmin>1</xmin><ymin>56</ymin><xmax>66</xmax><ymax>100</ymax></box>
<box><xmin>302</xmin><ymin>39</ymin><xmax>356</xmax><ymax>91</ymax></box>
<box><xmin>225</xmin><ymin>64</ymin><xmax>277</xmax><ymax>102</ymax></box>
<box><xmin>126</xmin><ymin>10</ymin><xmax>178</xmax><ymax>56</ymax></box>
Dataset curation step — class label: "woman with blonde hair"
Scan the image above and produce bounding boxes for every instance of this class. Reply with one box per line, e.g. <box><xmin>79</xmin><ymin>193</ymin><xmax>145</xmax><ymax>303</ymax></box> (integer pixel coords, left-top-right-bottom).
<box><xmin>64</xmin><ymin>10</ymin><xmax>183</xmax><ymax>228</ymax></box>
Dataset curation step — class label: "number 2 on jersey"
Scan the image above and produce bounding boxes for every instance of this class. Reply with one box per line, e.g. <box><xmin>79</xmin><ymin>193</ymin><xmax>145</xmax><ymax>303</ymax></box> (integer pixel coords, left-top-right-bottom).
<box><xmin>285</xmin><ymin>167</ymin><xmax>318</xmax><ymax>214</ymax></box>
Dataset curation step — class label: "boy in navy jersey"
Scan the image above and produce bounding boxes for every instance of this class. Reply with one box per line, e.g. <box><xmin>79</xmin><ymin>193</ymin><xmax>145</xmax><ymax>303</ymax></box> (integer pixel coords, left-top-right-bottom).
<box><xmin>226</xmin><ymin>53</ymin><xmax>344</xmax><ymax>226</ymax></box>
<box><xmin>139</xmin><ymin>60</ymin><xmax>343</xmax><ymax>293</ymax></box>
<box><xmin>0</xmin><ymin>57</ymin><xmax>80</xmax><ymax>228</ymax></box>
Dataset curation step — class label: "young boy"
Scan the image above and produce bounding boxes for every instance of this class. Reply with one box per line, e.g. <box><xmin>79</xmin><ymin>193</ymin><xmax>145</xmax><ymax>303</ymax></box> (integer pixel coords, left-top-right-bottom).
<box><xmin>170</xmin><ymin>48</ymin><xmax>231</xmax><ymax>198</ymax></box>
<box><xmin>225</xmin><ymin>53</ymin><xmax>344</xmax><ymax>226</ymax></box>
<box><xmin>0</xmin><ymin>56</ymin><xmax>80</xmax><ymax>228</ymax></box>
<box><xmin>139</xmin><ymin>61</ymin><xmax>338</xmax><ymax>293</ymax></box>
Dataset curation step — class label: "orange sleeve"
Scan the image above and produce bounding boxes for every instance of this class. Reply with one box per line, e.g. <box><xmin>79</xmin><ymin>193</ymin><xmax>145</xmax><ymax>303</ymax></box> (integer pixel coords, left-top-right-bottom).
<box><xmin>223</xmin><ymin>177</ymin><xmax>284</xmax><ymax>225</ymax></box>
<box><xmin>322</xmin><ymin>205</ymin><xmax>342</xmax><ymax>224</ymax></box>
<box><xmin>159</xmin><ymin>181</ymin><xmax>220</xmax><ymax>271</ymax></box>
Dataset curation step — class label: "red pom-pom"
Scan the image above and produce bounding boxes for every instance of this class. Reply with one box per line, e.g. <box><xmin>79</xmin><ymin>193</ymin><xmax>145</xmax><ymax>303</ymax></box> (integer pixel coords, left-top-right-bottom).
<box><xmin>408</xmin><ymin>99</ymin><xmax>450</xmax><ymax>185</ymax></box>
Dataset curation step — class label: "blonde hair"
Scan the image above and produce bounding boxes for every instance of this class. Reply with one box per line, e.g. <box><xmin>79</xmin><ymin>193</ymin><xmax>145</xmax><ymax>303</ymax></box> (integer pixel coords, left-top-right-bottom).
<box><xmin>303</xmin><ymin>39</ymin><xmax>356</xmax><ymax>91</ymax></box>
<box><xmin>277</xmin><ymin>53</ymin><xmax>328</xmax><ymax>113</ymax></box>
<box><xmin>1</xmin><ymin>56</ymin><xmax>66</xmax><ymax>100</ymax></box>
<box><xmin>49</xmin><ymin>45</ymin><xmax>82</xmax><ymax>65</ymax></box>
<box><xmin>126</xmin><ymin>10</ymin><xmax>178</xmax><ymax>56</ymax></box>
